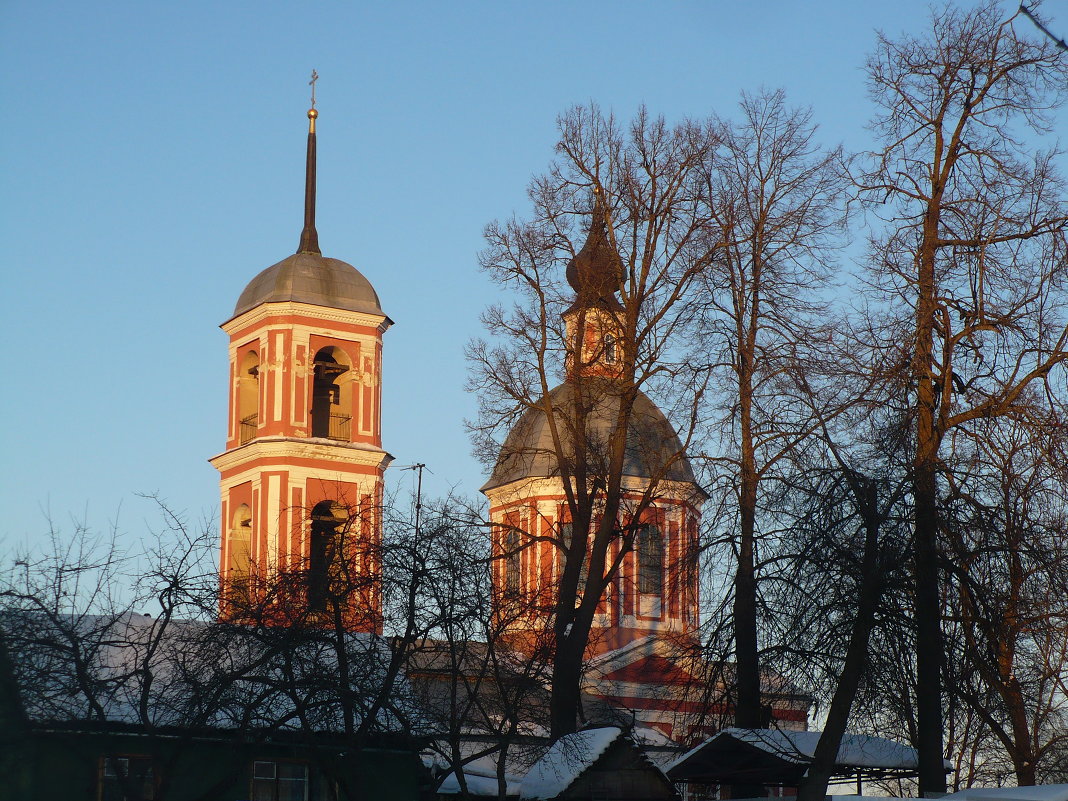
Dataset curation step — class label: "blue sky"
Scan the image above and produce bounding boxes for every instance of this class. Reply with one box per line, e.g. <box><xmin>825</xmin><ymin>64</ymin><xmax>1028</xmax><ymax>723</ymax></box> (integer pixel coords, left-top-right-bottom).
<box><xmin>1</xmin><ymin>1</ymin><xmax>1063</xmax><ymax>549</ymax></box>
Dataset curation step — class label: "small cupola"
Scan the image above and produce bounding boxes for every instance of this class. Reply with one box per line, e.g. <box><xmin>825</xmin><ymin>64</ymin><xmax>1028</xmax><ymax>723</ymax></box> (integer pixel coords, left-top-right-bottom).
<box><xmin>565</xmin><ymin>189</ymin><xmax>625</xmax><ymax>312</ymax></box>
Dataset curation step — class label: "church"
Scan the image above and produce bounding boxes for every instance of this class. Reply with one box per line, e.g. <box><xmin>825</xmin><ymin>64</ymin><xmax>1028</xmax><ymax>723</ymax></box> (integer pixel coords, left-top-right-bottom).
<box><xmin>209</xmin><ymin>102</ymin><xmax>808</xmax><ymax>748</ymax></box>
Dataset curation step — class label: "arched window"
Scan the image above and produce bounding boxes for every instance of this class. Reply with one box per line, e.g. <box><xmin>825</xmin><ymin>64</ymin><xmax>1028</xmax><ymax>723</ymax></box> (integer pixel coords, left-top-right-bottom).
<box><xmin>311</xmin><ymin>347</ymin><xmax>351</xmax><ymax>441</ymax></box>
<box><xmin>603</xmin><ymin>333</ymin><xmax>617</xmax><ymax>364</ymax></box>
<box><xmin>638</xmin><ymin>524</ymin><xmax>663</xmax><ymax>595</ymax></box>
<box><xmin>504</xmin><ymin>528</ymin><xmax>520</xmax><ymax>597</ymax></box>
<box><xmin>238</xmin><ymin>351</ymin><xmax>260</xmax><ymax>444</ymax></box>
<box><xmin>309</xmin><ymin>501</ymin><xmax>348</xmax><ymax>611</ymax></box>
<box><xmin>229</xmin><ymin>504</ymin><xmax>252</xmax><ymax>607</ymax></box>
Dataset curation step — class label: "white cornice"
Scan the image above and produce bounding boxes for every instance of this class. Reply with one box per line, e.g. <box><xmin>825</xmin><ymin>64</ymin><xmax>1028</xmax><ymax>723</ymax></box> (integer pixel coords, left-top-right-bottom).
<box><xmin>222</xmin><ymin>302</ymin><xmax>392</xmax><ymax>336</ymax></box>
<box><xmin>484</xmin><ymin>476</ymin><xmax>705</xmax><ymax>511</ymax></box>
<box><xmin>209</xmin><ymin>437</ymin><xmax>394</xmax><ymax>472</ymax></box>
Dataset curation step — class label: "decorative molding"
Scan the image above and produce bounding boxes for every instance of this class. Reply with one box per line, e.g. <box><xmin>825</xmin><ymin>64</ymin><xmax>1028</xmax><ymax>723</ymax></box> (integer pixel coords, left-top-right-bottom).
<box><xmin>222</xmin><ymin>302</ymin><xmax>390</xmax><ymax>336</ymax></box>
<box><xmin>210</xmin><ymin>436</ymin><xmax>393</xmax><ymax>473</ymax></box>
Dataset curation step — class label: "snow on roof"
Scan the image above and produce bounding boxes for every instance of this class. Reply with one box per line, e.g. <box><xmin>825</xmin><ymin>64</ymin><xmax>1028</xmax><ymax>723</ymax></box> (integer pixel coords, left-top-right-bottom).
<box><xmin>669</xmin><ymin>727</ymin><xmax>928</xmax><ymax>773</ymax></box>
<box><xmin>437</xmin><ymin>769</ymin><xmax>523</xmax><ymax>797</ymax></box>
<box><xmin>520</xmin><ymin>726</ymin><xmax>623</xmax><ymax>800</ymax></box>
<box><xmin>942</xmin><ymin>786</ymin><xmax>1068</xmax><ymax>801</ymax></box>
<box><xmin>632</xmin><ymin>724</ymin><xmax>677</xmax><ymax>748</ymax></box>
<box><xmin>1</xmin><ymin>611</ymin><xmax>429</xmax><ymax>735</ymax></box>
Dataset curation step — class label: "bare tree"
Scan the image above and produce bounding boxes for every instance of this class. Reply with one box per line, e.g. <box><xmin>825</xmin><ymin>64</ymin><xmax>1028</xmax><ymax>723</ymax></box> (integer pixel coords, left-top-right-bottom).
<box><xmin>859</xmin><ymin>2</ymin><xmax>1068</xmax><ymax>789</ymax></box>
<box><xmin>694</xmin><ymin>89</ymin><xmax>848</xmax><ymax>759</ymax></box>
<box><xmin>470</xmin><ymin>104</ymin><xmax>716</xmax><ymax>739</ymax></box>
<box><xmin>0</xmin><ymin>495</ymin><xmax>437</xmax><ymax>801</ymax></box>
<box><xmin>941</xmin><ymin>416</ymin><xmax>1068</xmax><ymax>785</ymax></box>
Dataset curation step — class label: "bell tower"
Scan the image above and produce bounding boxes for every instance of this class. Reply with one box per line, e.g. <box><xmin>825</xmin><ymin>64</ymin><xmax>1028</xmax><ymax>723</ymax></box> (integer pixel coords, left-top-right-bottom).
<box><xmin>210</xmin><ymin>99</ymin><xmax>392</xmax><ymax>631</ymax></box>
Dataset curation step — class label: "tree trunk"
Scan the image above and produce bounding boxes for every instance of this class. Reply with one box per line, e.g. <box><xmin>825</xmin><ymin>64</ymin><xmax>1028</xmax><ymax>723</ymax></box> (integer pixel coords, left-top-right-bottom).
<box><xmin>730</xmin><ymin>357</ymin><xmax>764</xmax><ymax>800</ymax></box>
<box><xmin>549</xmin><ymin>622</ymin><xmax>586</xmax><ymax>739</ymax></box>
<box><xmin>914</xmin><ymin>215</ymin><xmax>947</xmax><ymax>796</ymax></box>
<box><xmin>797</xmin><ymin>480</ymin><xmax>884</xmax><ymax>801</ymax></box>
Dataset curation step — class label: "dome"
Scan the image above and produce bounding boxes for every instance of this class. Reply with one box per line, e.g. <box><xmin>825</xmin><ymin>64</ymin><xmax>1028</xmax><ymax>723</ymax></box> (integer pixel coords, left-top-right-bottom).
<box><xmin>565</xmin><ymin>200</ymin><xmax>624</xmax><ymax>312</ymax></box>
<box><xmin>232</xmin><ymin>252</ymin><xmax>383</xmax><ymax>318</ymax></box>
<box><xmin>481</xmin><ymin>381</ymin><xmax>699</xmax><ymax>493</ymax></box>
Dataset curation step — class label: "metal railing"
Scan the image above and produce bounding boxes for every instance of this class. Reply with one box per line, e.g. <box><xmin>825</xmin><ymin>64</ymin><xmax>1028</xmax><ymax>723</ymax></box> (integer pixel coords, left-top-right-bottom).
<box><xmin>239</xmin><ymin>414</ymin><xmax>258</xmax><ymax>445</ymax></box>
<box><xmin>312</xmin><ymin>411</ymin><xmax>351</xmax><ymax>441</ymax></box>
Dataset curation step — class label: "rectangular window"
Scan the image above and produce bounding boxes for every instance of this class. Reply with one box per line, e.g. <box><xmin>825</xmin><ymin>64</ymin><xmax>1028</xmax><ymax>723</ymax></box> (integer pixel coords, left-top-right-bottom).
<box><xmin>252</xmin><ymin>761</ymin><xmax>309</xmax><ymax>801</ymax></box>
<box><xmin>100</xmin><ymin>756</ymin><xmax>155</xmax><ymax>801</ymax></box>
<box><xmin>638</xmin><ymin>524</ymin><xmax>663</xmax><ymax>595</ymax></box>
<box><xmin>505</xmin><ymin>528</ymin><xmax>521</xmax><ymax>596</ymax></box>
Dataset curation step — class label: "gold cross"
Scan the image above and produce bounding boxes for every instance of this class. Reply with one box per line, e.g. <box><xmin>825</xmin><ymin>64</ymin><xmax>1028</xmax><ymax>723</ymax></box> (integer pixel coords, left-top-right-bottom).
<box><xmin>309</xmin><ymin>70</ymin><xmax>319</xmax><ymax>109</ymax></box>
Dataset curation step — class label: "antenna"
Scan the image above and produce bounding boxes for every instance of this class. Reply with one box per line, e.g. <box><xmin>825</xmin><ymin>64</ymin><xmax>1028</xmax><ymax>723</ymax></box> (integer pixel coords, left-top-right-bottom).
<box><xmin>399</xmin><ymin>463</ymin><xmax>429</xmax><ymax>536</ymax></box>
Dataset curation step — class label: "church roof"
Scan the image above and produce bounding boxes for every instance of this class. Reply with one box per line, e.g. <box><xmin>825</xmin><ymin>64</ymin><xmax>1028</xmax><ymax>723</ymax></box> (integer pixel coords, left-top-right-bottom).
<box><xmin>232</xmin><ymin>252</ymin><xmax>383</xmax><ymax>318</ymax></box>
<box><xmin>230</xmin><ymin>105</ymin><xmax>383</xmax><ymax>320</ymax></box>
<box><xmin>481</xmin><ymin>381</ymin><xmax>700</xmax><ymax>494</ymax></box>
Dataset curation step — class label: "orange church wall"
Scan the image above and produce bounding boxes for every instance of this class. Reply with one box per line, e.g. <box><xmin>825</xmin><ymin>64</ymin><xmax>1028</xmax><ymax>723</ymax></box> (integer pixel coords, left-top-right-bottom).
<box><xmin>223</xmin><ymin>315</ymin><xmax>385</xmax><ymax>449</ymax></box>
<box><xmin>488</xmin><ymin>485</ymin><xmax>701</xmax><ymax>655</ymax></box>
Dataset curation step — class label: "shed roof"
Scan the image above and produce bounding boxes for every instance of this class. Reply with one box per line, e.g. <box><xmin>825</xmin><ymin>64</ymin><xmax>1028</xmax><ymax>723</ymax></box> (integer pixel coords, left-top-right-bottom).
<box><xmin>667</xmin><ymin>728</ymin><xmax>947</xmax><ymax>786</ymax></box>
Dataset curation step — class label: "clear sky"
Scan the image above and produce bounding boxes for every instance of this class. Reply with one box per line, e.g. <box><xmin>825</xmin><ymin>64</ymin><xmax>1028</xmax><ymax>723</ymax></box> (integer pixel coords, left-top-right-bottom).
<box><xmin>2</xmin><ymin>1</ymin><xmax>1064</xmax><ymax>549</ymax></box>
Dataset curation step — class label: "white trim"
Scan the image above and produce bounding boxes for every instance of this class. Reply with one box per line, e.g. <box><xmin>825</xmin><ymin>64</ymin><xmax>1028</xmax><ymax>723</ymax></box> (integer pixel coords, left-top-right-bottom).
<box><xmin>209</xmin><ymin>437</ymin><xmax>393</xmax><ymax>473</ymax></box>
<box><xmin>272</xmin><ymin>332</ymin><xmax>284</xmax><ymax>422</ymax></box>
<box><xmin>266</xmin><ymin>474</ymin><xmax>280</xmax><ymax>572</ymax></box>
<box><xmin>485</xmin><ymin>476</ymin><xmax>705</xmax><ymax>510</ymax></box>
<box><xmin>222</xmin><ymin>301</ymin><xmax>391</xmax><ymax>334</ymax></box>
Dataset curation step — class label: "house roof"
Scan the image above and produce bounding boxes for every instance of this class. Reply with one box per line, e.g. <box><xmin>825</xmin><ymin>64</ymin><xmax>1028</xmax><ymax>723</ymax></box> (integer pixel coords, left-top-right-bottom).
<box><xmin>667</xmin><ymin>728</ymin><xmax>945</xmax><ymax>785</ymax></box>
<box><xmin>520</xmin><ymin>727</ymin><xmax>625</xmax><ymax>800</ymax></box>
<box><xmin>942</xmin><ymin>787</ymin><xmax>1068</xmax><ymax>801</ymax></box>
<box><xmin>1</xmin><ymin>611</ymin><xmax>427</xmax><ymax>736</ymax></box>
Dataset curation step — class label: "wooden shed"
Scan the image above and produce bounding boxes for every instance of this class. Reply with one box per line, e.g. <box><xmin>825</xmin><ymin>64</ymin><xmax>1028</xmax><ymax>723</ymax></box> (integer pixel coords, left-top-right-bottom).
<box><xmin>520</xmin><ymin>726</ymin><xmax>678</xmax><ymax>801</ymax></box>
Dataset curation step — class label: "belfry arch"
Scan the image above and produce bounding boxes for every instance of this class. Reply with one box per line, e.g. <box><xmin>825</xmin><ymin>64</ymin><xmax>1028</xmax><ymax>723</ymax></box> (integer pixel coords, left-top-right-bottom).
<box><xmin>228</xmin><ymin>504</ymin><xmax>253</xmax><ymax>607</ymax></box>
<box><xmin>238</xmin><ymin>351</ymin><xmax>260</xmax><ymax>444</ymax></box>
<box><xmin>311</xmin><ymin>346</ymin><xmax>352</xmax><ymax>441</ymax></box>
<box><xmin>308</xmin><ymin>500</ymin><xmax>349</xmax><ymax>612</ymax></box>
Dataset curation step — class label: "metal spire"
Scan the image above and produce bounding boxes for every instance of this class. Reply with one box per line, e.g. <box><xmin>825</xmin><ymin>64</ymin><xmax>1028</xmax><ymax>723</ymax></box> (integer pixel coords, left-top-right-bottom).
<box><xmin>297</xmin><ymin>70</ymin><xmax>321</xmax><ymax>255</ymax></box>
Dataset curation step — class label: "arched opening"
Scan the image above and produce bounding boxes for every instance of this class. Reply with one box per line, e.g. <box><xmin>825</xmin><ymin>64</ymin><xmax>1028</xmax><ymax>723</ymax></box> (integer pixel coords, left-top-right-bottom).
<box><xmin>638</xmin><ymin>524</ymin><xmax>663</xmax><ymax>596</ymax></box>
<box><xmin>229</xmin><ymin>504</ymin><xmax>253</xmax><ymax>608</ymax></box>
<box><xmin>311</xmin><ymin>347</ymin><xmax>351</xmax><ymax>441</ymax></box>
<box><xmin>238</xmin><ymin>351</ymin><xmax>260</xmax><ymax>445</ymax></box>
<box><xmin>308</xmin><ymin>500</ymin><xmax>348</xmax><ymax>611</ymax></box>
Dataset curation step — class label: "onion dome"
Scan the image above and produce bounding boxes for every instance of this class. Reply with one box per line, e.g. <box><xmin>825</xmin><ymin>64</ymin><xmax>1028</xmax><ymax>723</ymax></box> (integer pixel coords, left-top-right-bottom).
<box><xmin>480</xmin><ymin>380</ymin><xmax>699</xmax><ymax>493</ymax></box>
<box><xmin>230</xmin><ymin>104</ymin><xmax>383</xmax><ymax>320</ymax></box>
<box><xmin>565</xmin><ymin>194</ymin><xmax>624</xmax><ymax>311</ymax></box>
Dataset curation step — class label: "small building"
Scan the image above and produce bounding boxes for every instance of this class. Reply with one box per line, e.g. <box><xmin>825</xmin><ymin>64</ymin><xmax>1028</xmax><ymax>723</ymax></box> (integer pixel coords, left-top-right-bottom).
<box><xmin>0</xmin><ymin>612</ymin><xmax>429</xmax><ymax>801</ymax></box>
<box><xmin>519</xmin><ymin>726</ymin><xmax>678</xmax><ymax>801</ymax></box>
<box><xmin>667</xmin><ymin>727</ymin><xmax>943</xmax><ymax>794</ymax></box>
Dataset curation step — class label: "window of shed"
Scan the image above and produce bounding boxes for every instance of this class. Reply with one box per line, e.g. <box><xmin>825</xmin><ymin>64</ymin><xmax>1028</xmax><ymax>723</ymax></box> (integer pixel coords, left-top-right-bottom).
<box><xmin>252</xmin><ymin>761</ymin><xmax>308</xmax><ymax>801</ymax></box>
<box><xmin>100</xmin><ymin>755</ymin><xmax>155</xmax><ymax>801</ymax></box>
